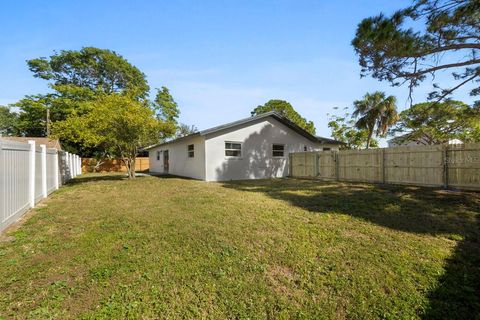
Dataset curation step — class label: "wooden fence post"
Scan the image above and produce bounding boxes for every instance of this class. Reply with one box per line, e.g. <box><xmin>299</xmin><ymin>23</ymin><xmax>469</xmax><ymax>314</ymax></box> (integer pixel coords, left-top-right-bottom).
<box><xmin>289</xmin><ymin>153</ymin><xmax>292</xmax><ymax>177</ymax></box>
<box><xmin>335</xmin><ymin>152</ymin><xmax>339</xmax><ymax>181</ymax></box>
<box><xmin>382</xmin><ymin>148</ymin><xmax>386</xmax><ymax>184</ymax></box>
<box><xmin>443</xmin><ymin>145</ymin><xmax>449</xmax><ymax>189</ymax></box>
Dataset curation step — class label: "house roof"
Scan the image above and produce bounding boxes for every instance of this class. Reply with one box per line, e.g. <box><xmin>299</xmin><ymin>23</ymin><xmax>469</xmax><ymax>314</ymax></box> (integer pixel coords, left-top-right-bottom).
<box><xmin>0</xmin><ymin>136</ymin><xmax>62</xmax><ymax>150</ymax></box>
<box><xmin>145</xmin><ymin>111</ymin><xmax>344</xmax><ymax>150</ymax></box>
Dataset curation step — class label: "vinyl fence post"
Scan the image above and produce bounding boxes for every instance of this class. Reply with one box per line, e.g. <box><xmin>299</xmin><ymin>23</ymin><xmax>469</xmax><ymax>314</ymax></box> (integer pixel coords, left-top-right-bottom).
<box><xmin>75</xmin><ymin>154</ymin><xmax>78</xmax><ymax>177</ymax></box>
<box><xmin>72</xmin><ymin>154</ymin><xmax>76</xmax><ymax>177</ymax></box>
<box><xmin>28</xmin><ymin>140</ymin><xmax>36</xmax><ymax>208</ymax></box>
<box><xmin>40</xmin><ymin>144</ymin><xmax>47</xmax><ymax>198</ymax></box>
<box><xmin>65</xmin><ymin>152</ymin><xmax>70</xmax><ymax>180</ymax></box>
<box><xmin>53</xmin><ymin>149</ymin><xmax>59</xmax><ymax>190</ymax></box>
<box><xmin>71</xmin><ymin>153</ymin><xmax>75</xmax><ymax>177</ymax></box>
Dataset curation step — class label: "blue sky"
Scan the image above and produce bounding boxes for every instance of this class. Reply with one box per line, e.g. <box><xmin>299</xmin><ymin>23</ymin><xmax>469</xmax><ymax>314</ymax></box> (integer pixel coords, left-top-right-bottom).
<box><xmin>0</xmin><ymin>1</ymin><xmax>473</xmax><ymax>145</ymax></box>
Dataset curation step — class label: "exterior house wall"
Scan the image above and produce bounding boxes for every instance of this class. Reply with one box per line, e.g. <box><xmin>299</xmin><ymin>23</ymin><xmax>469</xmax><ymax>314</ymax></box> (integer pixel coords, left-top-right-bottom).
<box><xmin>204</xmin><ymin>117</ymin><xmax>337</xmax><ymax>181</ymax></box>
<box><xmin>148</xmin><ymin>135</ymin><xmax>206</xmax><ymax>180</ymax></box>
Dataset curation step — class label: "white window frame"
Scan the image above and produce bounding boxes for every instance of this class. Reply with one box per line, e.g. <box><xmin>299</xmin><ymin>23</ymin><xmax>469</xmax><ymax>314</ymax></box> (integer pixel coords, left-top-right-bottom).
<box><xmin>272</xmin><ymin>144</ymin><xmax>285</xmax><ymax>158</ymax></box>
<box><xmin>225</xmin><ymin>141</ymin><xmax>242</xmax><ymax>158</ymax></box>
<box><xmin>187</xmin><ymin>144</ymin><xmax>194</xmax><ymax>158</ymax></box>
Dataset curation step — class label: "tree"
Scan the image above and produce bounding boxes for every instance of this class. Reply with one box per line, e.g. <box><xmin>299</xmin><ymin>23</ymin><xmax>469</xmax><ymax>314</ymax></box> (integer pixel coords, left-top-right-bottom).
<box><xmin>353</xmin><ymin>92</ymin><xmax>399</xmax><ymax>149</ymax></box>
<box><xmin>251</xmin><ymin>99</ymin><xmax>316</xmax><ymax>135</ymax></box>
<box><xmin>391</xmin><ymin>100</ymin><xmax>480</xmax><ymax>144</ymax></box>
<box><xmin>152</xmin><ymin>87</ymin><xmax>180</xmax><ymax>125</ymax></box>
<box><xmin>14</xmin><ymin>47</ymin><xmax>151</xmax><ymax>155</ymax></box>
<box><xmin>52</xmin><ymin>94</ymin><xmax>175</xmax><ymax>179</ymax></box>
<box><xmin>27</xmin><ymin>47</ymin><xmax>149</xmax><ymax>99</ymax></box>
<box><xmin>0</xmin><ymin>106</ymin><xmax>19</xmax><ymax>136</ymax></box>
<box><xmin>352</xmin><ymin>0</ymin><xmax>480</xmax><ymax>103</ymax></box>
<box><xmin>328</xmin><ymin>107</ymin><xmax>379</xmax><ymax>149</ymax></box>
<box><xmin>176</xmin><ymin>123</ymin><xmax>198</xmax><ymax>138</ymax></box>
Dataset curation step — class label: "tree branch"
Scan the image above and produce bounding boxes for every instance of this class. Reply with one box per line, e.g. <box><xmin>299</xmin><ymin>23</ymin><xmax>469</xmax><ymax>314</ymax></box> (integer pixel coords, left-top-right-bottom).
<box><xmin>396</xmin><ymin>58</ymin><xmax>480</xmax><ymax>78</ymax></box>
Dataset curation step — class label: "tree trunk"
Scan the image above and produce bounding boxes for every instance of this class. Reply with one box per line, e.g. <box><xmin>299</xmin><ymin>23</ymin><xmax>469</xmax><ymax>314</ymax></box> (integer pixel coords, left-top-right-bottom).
<box><xmin>123</xmin><ymin>157</ymin><xmax>136</xmax><ymax>179</ymax></box>
<box><xmin>129</xmin><ymin>157</ymin><xmax>136</xmax><ymax>179</ymax></box>
<box><xmin>366</xmin><ymin>131</ymin><xmax>373</xmax><ymax>149</ymax></box>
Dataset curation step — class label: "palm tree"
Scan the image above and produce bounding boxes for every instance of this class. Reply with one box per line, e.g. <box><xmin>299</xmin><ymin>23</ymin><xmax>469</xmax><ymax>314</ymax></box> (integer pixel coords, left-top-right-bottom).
<box><xmin>353</xmin><ymin>92</ymin><xmax>399</xmax><ymax>149</ymax></box>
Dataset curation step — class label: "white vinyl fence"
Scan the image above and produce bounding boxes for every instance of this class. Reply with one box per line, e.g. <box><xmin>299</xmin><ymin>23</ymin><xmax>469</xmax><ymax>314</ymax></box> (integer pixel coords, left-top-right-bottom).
<box><xmin>0</xmin><ymin>139</ymin><xmax>82</xmax><ymax>232</ymax></box>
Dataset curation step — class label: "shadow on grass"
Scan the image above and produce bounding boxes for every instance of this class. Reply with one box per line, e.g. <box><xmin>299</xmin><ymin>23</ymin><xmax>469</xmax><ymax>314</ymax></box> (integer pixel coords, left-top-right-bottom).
<box><xmin>67</xmin><ymin>172</ymin><xmax>196</xmax><ymax>186</ymax></box>
<box><xmin>222</xmin><ymin>179</ymin><xmax>480</xmax><ymax>319</ymax></box>
<box><xmin>66</xmin><ymin>174</ymin><xmax>127</xmax><ymax>186</ymax></box>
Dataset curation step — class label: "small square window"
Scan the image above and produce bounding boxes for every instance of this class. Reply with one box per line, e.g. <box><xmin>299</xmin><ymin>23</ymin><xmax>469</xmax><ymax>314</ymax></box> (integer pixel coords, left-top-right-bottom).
<box><xmin>156</xmin><ymin>150</ymin><xmax>161</xmax><ymax>161</ymax></box>
<box><xmin>187</xmin><ymin>144</ymin><xmax>194</xmax><ymax>158</ymax></box>
<box><xmin>225</xmin><ymin>142</ymin><xmax>242</xmax><ymax>157</ymax></box>
<box><xmin>272</xmin><ymin>144</ymin><xmax>285</xmax><ymax>157</ymax></box>
<box><xmin>304</xmin><ymin>145</ymin><xmax>308</xmax><ymax>151</ymax></box>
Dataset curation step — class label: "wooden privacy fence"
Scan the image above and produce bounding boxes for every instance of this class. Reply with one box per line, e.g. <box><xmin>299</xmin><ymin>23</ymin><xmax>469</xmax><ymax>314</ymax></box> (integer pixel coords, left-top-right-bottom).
<box><xmin>0</xmin><ymin>139</ymin><xmax>82</xmax><ymax>232</ymax></box>
<box><xmin>289</xmin><ymin>143</ymin><xmax>480</xmax><ymax>191</ymax></box>
<box><xmin>81</xmin><ymin>157</ymin><xmax>149</xmax><ymax>173</ymax></box>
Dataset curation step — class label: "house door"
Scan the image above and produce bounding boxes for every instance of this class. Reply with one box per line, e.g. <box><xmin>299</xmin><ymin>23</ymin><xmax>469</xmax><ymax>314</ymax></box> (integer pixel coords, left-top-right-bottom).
<box><xmin>163</xmin><ymin>150</ymin><xmax>169</xmax><ymax>173</ymax></box>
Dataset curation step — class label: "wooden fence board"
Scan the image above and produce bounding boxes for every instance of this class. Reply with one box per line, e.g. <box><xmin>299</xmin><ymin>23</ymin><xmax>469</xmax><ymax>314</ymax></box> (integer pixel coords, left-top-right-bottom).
<box><xmin>81</xmin><ymin>157</ymin><xmax>150</xmax><ymax>173</ymax></box>
<box><xmin>289</xmin><ymin>143</ymin><xmax>480</xmax><ymax>191</ymax></box>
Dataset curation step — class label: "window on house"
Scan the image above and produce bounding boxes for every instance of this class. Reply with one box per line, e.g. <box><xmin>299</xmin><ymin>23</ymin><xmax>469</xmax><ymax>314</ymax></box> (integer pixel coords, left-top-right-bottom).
<box><xmin>272</xmin><ymin>144</ymin><xmax>285</xmax><ymax>157</ymax></box>
<box><xmin>225</xmin><ymin>142</ymin><xmax>242</xmax><ymax>157</ymax></box>
<box><xmin>304</xmin><ymin>145</ymin><xmax>308</xmax><ymax>151</ymax></box>
<box><xmin>187</xmin><ymin>144</ymin><xmax>194</xmax><ymax>158</ymax></box>
<box><xmin>156</xmin><ymin>150</ymin><xmax>161</xmax><ymax>161</ymax></box>
<box><xmin>323</xmin><ymin>147</ymin><xmax>331</xmax><ymax>151</ymax></box>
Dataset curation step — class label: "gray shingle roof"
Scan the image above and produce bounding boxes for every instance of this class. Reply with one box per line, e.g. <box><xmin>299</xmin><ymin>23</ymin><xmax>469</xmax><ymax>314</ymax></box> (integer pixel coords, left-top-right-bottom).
<box><xmin>144</xmin><ymin>111</ymin><xmax>344</xmax><ymax>150</ymax></box>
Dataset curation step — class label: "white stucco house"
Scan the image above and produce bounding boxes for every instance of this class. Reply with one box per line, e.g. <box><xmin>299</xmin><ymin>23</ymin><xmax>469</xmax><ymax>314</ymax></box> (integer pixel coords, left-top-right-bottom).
<box><xmin>146</xmin><ymin>111</ymin><xmax>343</xmax><ymax>181</ymax></box>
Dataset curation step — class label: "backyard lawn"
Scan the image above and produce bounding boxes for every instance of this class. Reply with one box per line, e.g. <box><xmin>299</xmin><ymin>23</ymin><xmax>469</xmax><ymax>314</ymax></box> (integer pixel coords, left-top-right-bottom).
<box><xmin>0</xmin><ymin>174</ymin><xmax>478</xmax><ymax>319</ymax></box>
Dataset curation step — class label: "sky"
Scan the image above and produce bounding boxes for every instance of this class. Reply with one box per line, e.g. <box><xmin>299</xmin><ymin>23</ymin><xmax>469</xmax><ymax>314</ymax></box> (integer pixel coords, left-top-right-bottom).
<box><xmin>0</xmin><ymin>0</ymin><xmax>474</xmax><ymax>146</ymax></box>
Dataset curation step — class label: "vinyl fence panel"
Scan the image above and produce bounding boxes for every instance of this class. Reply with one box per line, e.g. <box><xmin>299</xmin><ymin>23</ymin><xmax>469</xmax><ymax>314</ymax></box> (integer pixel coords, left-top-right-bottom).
<box><xmin>46</xmin><ymin>149</ymin><xmax>57</xmax><ymax>194</ymax></box>
<box><xmin>0</xmin><ymin>141</ymin><xmax>31</xmax><ymax>232</ymax></box>
<box><xmin>0</xmin><ymin>139</ymin><xmax>81</xmax><ymax>232</ymax></box>
<box><xmin>34</xmin><ymin>147</ymin><xmax>43</xmax><ymax>203</ymax></box>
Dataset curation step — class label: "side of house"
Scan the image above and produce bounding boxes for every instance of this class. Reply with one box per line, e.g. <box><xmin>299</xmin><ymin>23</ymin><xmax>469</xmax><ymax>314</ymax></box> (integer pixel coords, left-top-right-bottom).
<box><xmin>148</xmin><ymin>134</ymin><xmax>206</xmax><ymax>180</ymax></box>
<box><xmin>204</xmin><ymin>116</ymin><xmax>335</xmax><ymax>181</ymax></box>
<box><xmin>147</xmin><ymin>112</ymin><xmax>342</xmax><ymax>181</ymax></box>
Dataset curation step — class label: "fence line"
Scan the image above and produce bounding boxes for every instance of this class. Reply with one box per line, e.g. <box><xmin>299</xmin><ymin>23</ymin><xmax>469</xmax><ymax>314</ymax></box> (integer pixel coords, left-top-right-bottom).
<box><xmin>0</xmin><ymin>139</ymin><xmax>82</xmax><ymax>232</ymax></box>
<box><xmin>81</xmin><ymin>157</ymin><xmax>149</xmax><ymax>173</ymax></box>
<box><xmin>289</xmin><ymin>143</ymin><xmax>480</xmax><ymax>191</ymax></box>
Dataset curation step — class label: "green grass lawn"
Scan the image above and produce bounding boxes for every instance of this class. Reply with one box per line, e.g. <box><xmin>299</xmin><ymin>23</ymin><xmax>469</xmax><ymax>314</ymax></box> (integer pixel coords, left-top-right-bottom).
<box><xmin>0</xmin><ymin>174</ymin><xmax>478</xmax><ymax>319</ymax></box>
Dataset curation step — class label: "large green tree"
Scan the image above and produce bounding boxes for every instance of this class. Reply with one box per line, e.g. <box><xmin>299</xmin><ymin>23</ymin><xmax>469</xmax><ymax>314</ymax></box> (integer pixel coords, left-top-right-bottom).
<box><xmin>391</xmin><ymin>100</ymin><xmax>480</xmax><ymax>144</ymax></box>
<box><xmin>0</xmin><ymin>106</ymin><xmax>19</xmax><ymax>136</ymax></box>
<box><xmin>175</xmin><ymin>123</ymin><xmax>198</xmax><ymax>138</ymax></box>
<box><xmin>14</xmin><ymin>47</ymin><xmax>151</xmax><ymax>155</ymax></box>
<box><xmin>251</xmin><ymin>99</ymin><xmax>316</xmax><ymax>135</ymax></box>
<box><xmin>352</xmin><ymin>0</ymin><xmax>480</xmax><ymax>102</ymax></box>
<box><xmin>152</xmin><ymin>86</ymin><xmax>180</xmax><ymax>126</ymax></box>
<box><xmin>53</xmin><ymin>93</ymin><xmax>174</xmax><ymax>179</ymax></box>
<box><xmin>28</xmin><ymin>47</ymin><xmax>149</xmax><ymax>99</ymax></box>
<box><xmin>353</xmin><ymin>92</ymin><xmax>399</xmax><ymax>149</ymax></box>
<box><xmin>328</xmin><ymin>107</ymin><xmax>379</xmax><ymax>149</ymax></box>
